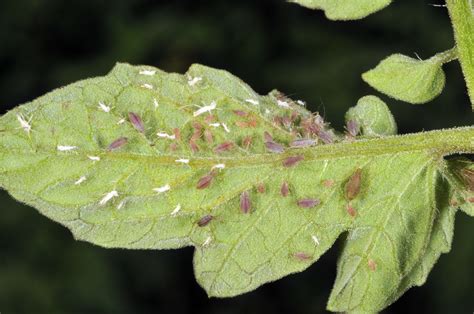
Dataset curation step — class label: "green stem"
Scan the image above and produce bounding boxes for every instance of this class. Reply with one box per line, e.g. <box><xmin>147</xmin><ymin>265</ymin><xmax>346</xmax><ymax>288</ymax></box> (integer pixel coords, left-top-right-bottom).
<box><xmin>429</xmin><ymin>47</ymin><xmax>458</xmax><ymax>64</ymax></box>
<box><xmin>446</xmin><ymin>0</ymin><xmax>474</xmax><ymax>108</ymax></box>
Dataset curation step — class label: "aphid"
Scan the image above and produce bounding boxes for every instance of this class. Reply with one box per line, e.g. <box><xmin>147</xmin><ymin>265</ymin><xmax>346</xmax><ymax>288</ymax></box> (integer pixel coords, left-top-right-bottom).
<box><xmin>188</xmin><ymin>76</ymin><xmax>202</xmax><ymax>86</ymax></box>
<box><xmin>347</xmin><ymin>204</ymin><xmax>357</xmax><ymax>217</ymax></box>
<box><xmin>141</xmin><ymin>83</ymin><xmax>154</xmax><ymax>90</ymax></box>
<box><xmin>189</xmin><ymin>140</ymin><xmax>200</xmax><ymax>153</ymax></box>
<box><xmin>171</xmin><ymin>204</ymin><xmax>181</xmax><ymax>216</ymax></box>
<box><xmin>197</xmin><ymin>214</ymin><xmax>213</xmax><ymax>227</ymax></box>
<box><xmin>235</xmin><ymin>121</ymin><xmax>255</xmax><ymax>128</ymax></box>
<box><xmin>173</xmin><ymin>128</ymin><xmax>181</xmax><ymax>141</ymax></box>
<box><xmin>283</xmin><ymin>155</ymin><xmax>304</xmax><ymax>167</ymax></box>
<box><xmin>128</xmin><ymin>112</ymin><xmax>145</xmax><ymax>133</ymax></box>
<box><xmin>281</xmin><ymin>182</ymin><xmax>289</xmax><ymax>197</ymax></box>
<box><xmin>293</xmin><ymin>252</ymin><xmax>312</xmax><ymax>261</ymax></box>
<box><xmin>468</xmin><ymin>197</ymin><xmax>474</xmax><ymax>203</ymax></box>
<box><xmin>245</xmin><ymin>99</ymin><xmax>259</xmax><ymax>106</ymax></box>
<box><xmin>98</xmin><ymin>102</ymin><xmax>111</xmax><ymax>113</ymax></box>
<box><xmin>139</xmin><ymin>69</ymin><xmax>156</xmax><ymax>76</ymax></box>
<box><xmin>311</xmin><ymin>235</ymin><xmax>320</xmax><ymax>246</ymax></box>
<box><xmin>460</xmin><ymin>168</ymin><xmax>474</xmax><ymax>192</ymax></box>
<box><xmin>290</xmin><ymin>139</ymin><xmax>316</xmax><ymax>148</ymax></box>
<box><xmin>297</xmin><ymin>198</ymin><xmax>320</xmax><ymax>208</ymax></box>
<box><xmin>265</xmin><ymin>141</ymin><xmax>285</xmax><ymax>153</ymax></box>
<box><xmin>75</xmin><ymin>176</ymin><xmax>87</xmax><ymax>185</ymax></box>
<box><xmin>204</xmin><ymin>129</ymin><xmax>214</xmax><ymax>144</ymax></box>
<box><xmin>214</xmin><ymin>141</ymin><xmax>234</xmax><ymax>153</ymax></box>
<box><xmin>317</xmin><ymin>129</ymin><xmax>334</xmax><ymax>144</ymax></box>
<box><xmin>153</xmin><ymin>184</ymin><xmax>171</xmax><ymax>193</ymax></box>
<box><xmin>257</xmin><ymin>183</ymin><xmax>265</xmax><ymax>193</ymax></box>
<box><xmin>107</xmin><ymin>137</ymin><xmax>128</xmax><ymax>151</ymax></box>
<box><xmin>240</xmin><ymin>191</ymin><xmax>252</xmax><ymax>214</ymax></box>
<box><xmin>368</xmin><ymin>259</ymin><xmax>377</xmax><ymax>271</ymax></box>
<box><xmin>16</xmin><ymin>114</ymin><xmax>32</xmax><ymax>134</ymax></box>
<box><xmin>193</xmin><ymin>101</ymin><xmax>216</xmax><ymax>117</ymax></box>
<box><xmin>99</xmin><ymin>190</ymin><xmax>118</xmax><ymax>205</ymax></box>
<box><xmin>196</xmin><ymin>171</ymin><xmax>216</xmax><ymax>189</ymax></box>
<box><xmin>242</xmin><ymin>136</ymin><xmax>253</xmax><ymax>150</ymax></box>
<box><xmin>346</xmin><ymin>119</ymin><xmax>359</xmax><ymax>138</ymax></box>
<box><xmin>88</xmin><ymin>156</ymin><xmax>101</xmax><ymax>161</ymax></box>
<box><xmin>322</xmin><ymin>179</ymin><xmax>334</xmax><ymax>188</ymax></box>
<box><xmin>345</xmin><ymin>168</ymin><xmax>362</xmax><ymax>200</ymax></box>
<box><xmin>57</xmin><ymin>145</ymin><xmax>78</xmax><ymax>151</ymax></box>
<box><xmin>233</xmin><ymin>110</ymin><xmax>248</xmax><ymax>117</ymax></box>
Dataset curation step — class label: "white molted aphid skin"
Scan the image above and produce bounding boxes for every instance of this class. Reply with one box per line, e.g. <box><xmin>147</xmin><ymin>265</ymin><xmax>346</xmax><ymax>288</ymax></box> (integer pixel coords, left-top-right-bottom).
<box><xmin>193</xmin><ymin>101</ymin><xmax>217</xmax><ymax>117</ymax></box>
<box><xmin>139</xmin><ymin>69</ymin><xmax>156</xmax><ymax>76</ymax></box>
<box><xmin>203</xmin><ymin>236</ymin><xmax>212</xmax><ymax>247</ymax></box>
<box><xmin>312</xmin><ymin>235</ymin><xmax>320</xmax><ymax>246</ymax></box>
<box><xmin>74</xmin><ymin>176</ymin><xmax>87</xmax><ymax>185</ymax></box>
<box><xmin>188</xmin><ymin>76</ymin><xmax>202</xmax><ymax>86</ymax></box>
<box><xmin>277</xmin><ymin>100</ymin><xmax>290</xmax><ymax>108</ymax></box>
<box><xmin>222</xmin><ymin>123</ymin><xmax>230</xmax><ymax>133</ymax></box>
<box><xmin>153</xmin><ymin>98</ymin><xmax>159</xmax><ymax>109</ymax></box>
<box><xmin>245</xmin><ymin>99</ymin><xmax>259</xmax><ymax>105</ymax></box>
<box><xmin>98</xmin><ymin>102</ymin><xmax>111</xmax><ymax>113</ymax></box>
<box><xmin>212</xmin><ymin>163</ymin><xmax>226</xmax><ymax>170</ymax></box>
<box><xmin>153</xmin><ymin>184</ymin><xmax>171</xmax><ymax>193</ymax></box>
<box><xmin>171</xmin><ymin>204</ymin><xmax>181</xmax><ymax>216</ymax></box>
<box><xmin>57</xmin><ymin>145</ymin><xmax>77</xmax><ymax>151</ymax></box>
<box><xmin>209</xmin><ymin>123</ymin><xmax>221</xmax><ymax>127</ymax></box>
<box><xmin>88</xmin><ymin>156</ymin><xmax>101</xmax><ymax>161</ymax></box>
<box><xmin>156</xmin><ymin>132</ymin><xmax>176</xmax><ymax>139</ymax></box>
<box><xmin>17</xmin><ymin>114</ymin><xmax>32</xmax><ymax>133</ymax></box>
<box><xmin>99</xmin><ymin>190</ymin><xmax>119</xmax><ymax>206</ymax></box>
<box><xmin>117</xmin><ymin>201</ymin><xmax>125</xmax><ymax>210</ymax></box>
<box><xmin>297</xmin><ymin>100</ymin><xmax>306</xmax><ymax>106</ymax></box>
<box><xmin>175</xmin><ymin>159</ymin><xmax>190</xmax><ymax>164</ymax></box>
<box><xmin>117</xmin><ymin>118</ymin><xmax>126</xmax><ymax>124</ymax></box>
<box><xmin>141</xmin><ymin>83</ymin><xmax>153</xmax><ymax>90</ymax></box>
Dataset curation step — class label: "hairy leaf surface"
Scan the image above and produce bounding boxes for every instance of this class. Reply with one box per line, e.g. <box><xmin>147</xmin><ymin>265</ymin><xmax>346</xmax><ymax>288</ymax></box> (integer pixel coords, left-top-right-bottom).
<box><xmin>289</xmin><ymin>0</ymin><xmax>392</xmax><ymax>20</ymax></box>
<box><xmin>0</xmin><ymin>63</ymin><xmax>473</xmax><ymax>313</ymax></box>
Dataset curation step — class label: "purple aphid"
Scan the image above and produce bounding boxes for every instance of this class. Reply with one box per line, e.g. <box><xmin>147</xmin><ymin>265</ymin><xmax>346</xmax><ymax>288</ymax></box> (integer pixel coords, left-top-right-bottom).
<box><xmin>263</xmin><ymin>131</ymin><xmax>273</xmax><ymax>143</ymax></box>
<box><xmin>196</xmin><ymin>170</ymin><xmax>217</xmax><ymax>189</ymax></box>
<box><xmin>290</xmin><ymin>139</ymin><xmax>316</xmax><ymax>148</ymax></box>
<box><xmin>240</xmin><ymin>191</ymin><xmax>251</xmax><ymax>214</ymax></box>
<box><xmin>346</xmin><ymin>119</ymin><xmax>359</xmax><ymax>138</ymax></box>
<box><xmin>107</xmin><ymin>137</ymin><xmax>128</xmax><ymax>151</ymax></box>
<box><xmin>317</xmin><ymin>129</ymin><xmax>334</xmax><ymax>144</ymax></box>
<box><xmin>283</xmin><ymin>155</ymin><xmax>304</xmax><ymax>167</ymax></box>
<box><xmin>293</xmin><ymin>252</ymin><xmax>312</xmax><ymax>261</ymax></box>
<box><xmin>297</xmin><ymin>198</ymin><xmax>320</xmax><ymax>208</ymax></box>
<box><xmin>281</xmin><ymin>182</ymin><xmax>289</xmax><ymax>197</ymax></box>
<box><xmin>197</xmin><ymin>214</ymin><xmax>214</xmax><ymax>227</ymax></box>
<box><xmin>265</xmin><ymin>141</ymin><xmax>285</xmax><ymax>153</ymax></box>
<box><xmin>128</xmin><ymin>112</ymin><xmax>145</xmax><ymax>133</ymax></box>
<box><xmin>214</xmin><ymin>141</ymin><xmax>234</xmax><ymax>153</ymax></box>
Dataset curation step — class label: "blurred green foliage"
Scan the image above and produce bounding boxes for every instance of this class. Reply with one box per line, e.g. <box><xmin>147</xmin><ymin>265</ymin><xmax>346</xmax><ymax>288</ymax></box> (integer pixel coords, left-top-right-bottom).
<box><xmin>0</xmin><ymin>0</ymin><xmax>472</xmax><ymax>313</ymax></box>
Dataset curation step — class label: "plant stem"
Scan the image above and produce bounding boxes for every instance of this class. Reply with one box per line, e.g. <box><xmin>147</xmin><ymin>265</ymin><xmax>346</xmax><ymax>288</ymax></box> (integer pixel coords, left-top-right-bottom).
<box><xmin>446</xmin><ymin>0</ymin><xmax>474</xmax><ymax>108</ymax></box>
<box><xmin>429</xmin><ymin>47</ymin><xmax>458</xmax><ymax>64</ymax></box>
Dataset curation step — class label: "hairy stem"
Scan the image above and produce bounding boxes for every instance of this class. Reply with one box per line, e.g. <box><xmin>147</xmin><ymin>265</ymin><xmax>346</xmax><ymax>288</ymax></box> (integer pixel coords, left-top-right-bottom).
<box><xmin>446</xmin><ymin>0</ymin><xmax>474</xmax><ymax>107</ymax></box>
<box><xmin>429</xmin><ymin>47</ymin><xmax>458</xmax><ymax>64</ymax></box>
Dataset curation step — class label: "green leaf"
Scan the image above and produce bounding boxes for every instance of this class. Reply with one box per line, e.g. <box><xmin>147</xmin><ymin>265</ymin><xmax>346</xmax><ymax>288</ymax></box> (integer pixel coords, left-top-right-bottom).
<box><xmin>289</xmin><ymin>0</ymin><xmax>392</xmax><ymax>20</ymax></box>
<box><xmin>446</xmin><ymin>0</ymin><xmax>474</xmax><ymax>109</ymax></box>
<box><xmin>362</xmin><ymin>54</ymin><xmax>446</xmax><ymax>104</ymax></box>
<box><xmin>345</xmin><ymin>95</ymin><xmax>397</xmax><ymax>137</ymax></box>
<box><xmin>0</xmin><ymin>63</ymin><xmax>473</xmax><ymax>312</ymax></box>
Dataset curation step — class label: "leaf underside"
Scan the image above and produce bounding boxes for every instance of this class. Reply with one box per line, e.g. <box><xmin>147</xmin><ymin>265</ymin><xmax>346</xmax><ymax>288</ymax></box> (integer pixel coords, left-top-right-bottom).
<box><xmin>289</xmin><ymin>0</ymin><xmax>392</xmax><ymax>20</ymax></box>
<box><xmin>0</xmin><ymin>63</ymin><xmax>472</xmax><ymax>313</ymax></box>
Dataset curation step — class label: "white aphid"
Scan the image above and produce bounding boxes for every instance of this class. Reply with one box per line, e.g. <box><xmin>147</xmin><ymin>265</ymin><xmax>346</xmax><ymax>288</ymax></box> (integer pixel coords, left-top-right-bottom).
<box><xmin>312</xmin><ymin>235</ymin><xmax>320</xmax><ymax>246</ymax></box>
<box><xmin>153</xmin><ymin>184</ymin><xmax>171</xmax><ymax>193</ymax></box>
<box><xmin>212</xmin><ymin>163</ymin><xmax>226</xmax><ymax>170</ymax></box>
<box><xmin>188</xmin><ymin>76</ymin><xmax>202</xmax><ymax>86</ymax></box>
<box><xmin>193</xmin><ymin>101</ymin><xmax>217</xmax><ymax>117</ymax></box>
<box><xmin>57</xmin><ymin>145</ymin><xmax>77</xmax><ymax>151</ymax></box>
<box><xmin>175</xmin><ymin>159</ymin><xmax>190</xmax><ymax>164</ymax></box>
<box><xmin>99</xmin><ymin>190</ymin><xmax>119</xmax><ymax>206</ymax></box>
<box><xmin>153</xmin><ymin>98</ymin><xmax>159</xmax><ymax>109</ymax></box>
<box><xmin>245</xmin><ymin>99</ymin><xmax>259</xmax><ymax>105</ymax></box>
<box><xmin>296</xmin><ymin>100</ymin><xmax>306</xmax><ymax>106</ymax></box>
<box><xmin>209</xmin><ymin>123</ymin><xmax>221</xmax><ymax>127</ymax></box>
<box><xmin>139</xmin><ymin>69</ymin><xmax>156</xmax><ymax>76</ymax></box>
<box><xmin>222</xmin><ymin>123</ymin><xmax>230</xmax><ymax>133</ymax></box>
<box><xmin>202</xmin><ymin>236</ymin><xmax>212</xmax><ymax>247</ymax></box>
<box><xmin>156</xmin><ymin>132</ymin><xmax>176</xmax><ymax>139</ymax></box>
<box><xmin>17</xmin><ymin>114</ymin><xmax>32</xmax><ymax>134</ymax></box>
<box><xmin>88</xmin><ymin>156</ymin><xmax>101</xmax><ymax>161</ymax></box>
<box><xmin>277</xmin><ymin>100</ymin><xmax>290</xmax><ymax>108</ymax></box>
<box><xmin>74</xmin><ymin>176</ymin><xmax>87</xmax><ymax>185</ymax></box>
<box><xmin>98</xmin><ymin>102</ymin><xmax>111</xmax><ymax>113</ymax></box>
<box><xmin>141</xmin><ymin>83</ymin><xmax>154</xmax><ymax>90</ymax></box>
<box><xmin>171</xmin><ymin>204</ymin><xmax>181</xmax><ymax>216</ymax></box>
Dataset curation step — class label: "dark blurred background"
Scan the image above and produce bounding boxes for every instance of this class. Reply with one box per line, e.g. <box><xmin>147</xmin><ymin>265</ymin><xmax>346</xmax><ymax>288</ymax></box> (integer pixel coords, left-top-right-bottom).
<box><xmin>0</xmin><ymin>0</ymin><xmax>473</xmax><ymax>313</ymax></box>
